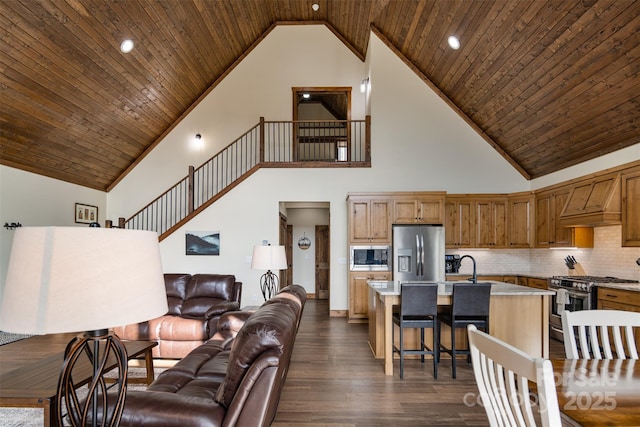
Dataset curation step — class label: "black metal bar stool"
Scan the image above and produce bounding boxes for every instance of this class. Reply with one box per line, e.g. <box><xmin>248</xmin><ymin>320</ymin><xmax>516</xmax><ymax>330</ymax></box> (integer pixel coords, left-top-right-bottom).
<box><xmin>437</xmin><ymin>282</ymin><xmax>491</xmax><ymax>378</ymax></box>
<box><xmin>392</xmin><ymin>282</ymin><xmax>439</xmax><ymax>379</ymax></box>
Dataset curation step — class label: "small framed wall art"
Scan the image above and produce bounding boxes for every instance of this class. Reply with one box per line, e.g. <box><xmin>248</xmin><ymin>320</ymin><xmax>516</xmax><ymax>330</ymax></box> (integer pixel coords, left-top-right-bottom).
<box><xmin>75</xmin><ymin>203</ymin><xmax>98</xmax><ymax>224</ymax></box>
<box><xmin>186</xmin><ymin>231</ymin><xmax>220</xmax><ymax>255</ymax></box>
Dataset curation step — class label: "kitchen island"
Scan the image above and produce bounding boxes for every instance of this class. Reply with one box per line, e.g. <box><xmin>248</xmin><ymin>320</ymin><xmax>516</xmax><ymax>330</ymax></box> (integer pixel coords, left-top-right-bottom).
<box><xmin>368</xmin><ymin>281</ymin><xmax>554</xmax><ymax>376</ymax></box>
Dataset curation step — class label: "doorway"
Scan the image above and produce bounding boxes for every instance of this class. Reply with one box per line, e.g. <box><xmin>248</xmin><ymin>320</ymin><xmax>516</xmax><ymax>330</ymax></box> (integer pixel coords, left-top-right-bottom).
<box><xmin>280</xmin><ymin>202</ymin><xmax>330</xmax><ymax>302</ymax></box>
<box><xmin>292</xmin><ymin>87</ymin><xmax>351</xmax><ymax>162</ymax></box>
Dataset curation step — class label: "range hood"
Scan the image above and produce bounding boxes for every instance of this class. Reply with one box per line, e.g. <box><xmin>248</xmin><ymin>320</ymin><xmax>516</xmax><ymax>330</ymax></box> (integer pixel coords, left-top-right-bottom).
<box><xmin>558</xmin><ymin>173</ymin><xmax>621</xmax><ymax>227</ymax></box>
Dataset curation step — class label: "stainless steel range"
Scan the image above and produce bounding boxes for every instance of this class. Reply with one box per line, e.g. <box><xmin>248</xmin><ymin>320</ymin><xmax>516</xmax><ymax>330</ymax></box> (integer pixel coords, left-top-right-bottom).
<box><xmin>548</xmin><ymin>275</ymin><xmax>640</xmax><ymax>341</ymax></box>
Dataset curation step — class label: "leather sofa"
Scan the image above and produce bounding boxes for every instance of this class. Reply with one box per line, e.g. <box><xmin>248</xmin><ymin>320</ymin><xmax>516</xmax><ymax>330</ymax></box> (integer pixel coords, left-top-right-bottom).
<box><xmin>118</xmin><ymin>284</ymin><xmax>306</xmax><ymax>427</ymax></box>
<box><xmin>114</xmin><ymin>274</ymin><xmax>242</xmax><ymax>358</ymax></box>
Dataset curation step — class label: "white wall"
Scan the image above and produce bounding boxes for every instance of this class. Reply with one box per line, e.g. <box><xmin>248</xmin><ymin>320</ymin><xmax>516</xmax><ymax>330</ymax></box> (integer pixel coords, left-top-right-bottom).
<box><xmin>107</xmin><ymin>25</ymin><xmax>366</xmax><ymax>220</ymax></box>
<box><xmin>107</xmin><ymin>27</ymin><xmax>540</xmax><ymax>311</ymax></box>
<box><xmin>531</xmin><ymin>145</ymin><xmax>640</xmax><ymax>190</ymax></box>
<box><xmin>368</xmin><ymin>35</ymin><xmax>530</xmax><ymax>194</ymax></box>
<box><xmin>0</xmin><ymin>166</ymin><xmax>106</xmax><ymax>300</ymax></box>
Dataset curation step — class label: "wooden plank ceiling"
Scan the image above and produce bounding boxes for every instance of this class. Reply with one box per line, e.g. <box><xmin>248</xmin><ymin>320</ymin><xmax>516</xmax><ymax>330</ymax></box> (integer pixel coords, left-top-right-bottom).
<box><xmin>1</xmin><ymin>0</ymin><xmax>639</xmax><ymax>191</ymax></box>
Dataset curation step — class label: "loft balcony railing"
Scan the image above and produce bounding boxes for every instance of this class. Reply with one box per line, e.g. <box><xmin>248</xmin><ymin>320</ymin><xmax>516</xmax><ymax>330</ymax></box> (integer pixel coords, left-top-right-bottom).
<box><xmin>118</xmin><ymin>116</ymin><xmax>370</xmax><ymax>239</ymax></box>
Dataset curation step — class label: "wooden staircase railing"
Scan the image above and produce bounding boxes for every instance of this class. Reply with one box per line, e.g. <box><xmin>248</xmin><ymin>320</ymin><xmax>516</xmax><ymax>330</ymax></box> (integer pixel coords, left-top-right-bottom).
<box><xmin>115</xmin><ymin>116</ymin><xmax>371</xmax><ymax>240</ymax></box>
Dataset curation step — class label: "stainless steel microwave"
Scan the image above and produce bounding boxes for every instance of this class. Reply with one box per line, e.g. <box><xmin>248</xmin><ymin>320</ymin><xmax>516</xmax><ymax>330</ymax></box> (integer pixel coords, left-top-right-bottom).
<box><xmin>350</xmin><ymin>245</ymin><xmax>391</xmax><ymax>271</ymax></box>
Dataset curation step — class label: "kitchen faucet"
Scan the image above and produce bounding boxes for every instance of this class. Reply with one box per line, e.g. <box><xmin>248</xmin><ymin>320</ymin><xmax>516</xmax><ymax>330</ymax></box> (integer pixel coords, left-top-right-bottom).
<box><xmin>459</xmin><ymin>255</ymin><xmax>477</xmax><ymax>284</ymax></box>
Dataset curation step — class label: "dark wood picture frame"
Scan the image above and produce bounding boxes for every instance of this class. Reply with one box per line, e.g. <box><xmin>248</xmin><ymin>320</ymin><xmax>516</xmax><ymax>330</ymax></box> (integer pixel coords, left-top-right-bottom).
<box><xmin>75</xmin><ymin>203</ymin><xmax>98</xmax><ymax>224</ymax></box>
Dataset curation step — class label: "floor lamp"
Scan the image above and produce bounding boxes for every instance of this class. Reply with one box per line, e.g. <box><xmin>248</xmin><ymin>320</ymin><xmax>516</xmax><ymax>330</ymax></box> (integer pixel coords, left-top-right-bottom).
<box><xmin>251</xmin><ymin>244</ymin><xmax>287</xmax><ymax>300</ymax></box>
<box><xmin>0</xmin><ymin>227</ymin><xmax>168</xmax><ymax>427</ymax></box>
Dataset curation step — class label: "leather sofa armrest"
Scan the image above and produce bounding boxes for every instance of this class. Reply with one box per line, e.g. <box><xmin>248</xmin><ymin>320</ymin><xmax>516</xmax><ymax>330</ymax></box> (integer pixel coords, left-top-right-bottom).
<box><xmin>210</xmin><ymin>311</ymin><xmax>252</xmax><ymax>343</ymax></box>
<box><xmin>120</xmin><ymin>390</ymin><xmax>226</xmax><ymax>427</ymax></box>
<box><xmin>205</xmin><ymin>301</ymin><xmax>241</xmax><ymax>320</ymax></box>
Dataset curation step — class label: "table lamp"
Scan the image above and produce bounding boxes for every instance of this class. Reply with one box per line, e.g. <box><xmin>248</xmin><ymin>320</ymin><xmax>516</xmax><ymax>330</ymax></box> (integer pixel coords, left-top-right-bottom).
<box><xmin>0</xmin><ymin>227</ymin><xmax>168</xmax><ymax>427</ymax></box>
<box><xmin>251</xmin><ymin>244</ymin><xmax>287</xmax><ymax>300</ymax></box>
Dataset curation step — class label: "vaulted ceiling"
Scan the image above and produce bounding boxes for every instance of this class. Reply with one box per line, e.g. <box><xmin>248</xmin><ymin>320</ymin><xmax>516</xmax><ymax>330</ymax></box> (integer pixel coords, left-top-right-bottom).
<box><xmin>1</xmin><ymin>0</ymin><xmax>639</xmax><ymax>191</ymax></box>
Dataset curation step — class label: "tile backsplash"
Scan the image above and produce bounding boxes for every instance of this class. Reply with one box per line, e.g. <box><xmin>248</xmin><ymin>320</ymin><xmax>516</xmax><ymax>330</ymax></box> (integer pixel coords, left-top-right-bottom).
<box><xmin>448</xmin><ymin>225</ymin><xmax>640</xmax><ymax>281</ymax></box>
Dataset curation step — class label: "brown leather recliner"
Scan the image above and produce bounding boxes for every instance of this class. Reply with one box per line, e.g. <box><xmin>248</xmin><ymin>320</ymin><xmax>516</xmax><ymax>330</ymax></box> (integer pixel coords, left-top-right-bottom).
<box><xmin>114</xmin><ymin>274</ymin><xmax>242</xmax><ymax>358</ymax></box>
<box><xmin>118</xmin><ymin>285</ymin><xmax>306</xmax><ymax>427</ymax></box>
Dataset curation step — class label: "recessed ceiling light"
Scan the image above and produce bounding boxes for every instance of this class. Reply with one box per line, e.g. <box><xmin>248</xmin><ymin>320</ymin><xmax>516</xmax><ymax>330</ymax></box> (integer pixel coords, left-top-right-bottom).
<box><xmin>120</xmin><ymin>39</ymin><xmax>134</xmax><ymax>53</ymax></box>
<box><xmin>312</xmin><ymin>3</ymin><xmax>319</xmax><ymax>12</ymax></box>
<box><xmin>448</xmin><ymin>36</ymin><xmax>460</xmax><ymax>50</ymax></box>
<box><xmin>303</xmin><ymin>93</ymin><xmax>311</xmax><ymax>99</ymax></box>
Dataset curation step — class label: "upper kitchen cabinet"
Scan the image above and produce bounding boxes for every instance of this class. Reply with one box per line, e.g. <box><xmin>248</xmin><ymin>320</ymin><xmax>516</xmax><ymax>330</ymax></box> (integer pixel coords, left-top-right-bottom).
<box><xmin>475</xmin><ymin>197</ymin><xmax>508</xmax><ymax>248</ymax></box>
<box><xmin>622</xmin><ymin>169</ymin><xmax>640</xmax><ymax>247</ymax></box>
<box><xmin>347</xmin><ymin>195</ymin><xmax>391</xmax><ymax>243</ymax></box>
<box><xmin>508</xmin><ymin>192</ymin><xmax>534</xmax><ymax>248</ymax></box>
<box><xmin>445</xmin><ymin>197</ymin><xmax>474</xmax><ymax>248</ymax></box>
<box><xmin>392</xmin><ymin>193</ymin><xmax>445</xmax><ymax>224</ymax></box>
<box><xmin>559</xmin><ymin>172</ymin><xmax>622</xmax><ymax>227</ymax></box>
<box><xmin>536</xmin><ymin>188</ymin><xmax>593</xmax><ymax>248</ymax></box>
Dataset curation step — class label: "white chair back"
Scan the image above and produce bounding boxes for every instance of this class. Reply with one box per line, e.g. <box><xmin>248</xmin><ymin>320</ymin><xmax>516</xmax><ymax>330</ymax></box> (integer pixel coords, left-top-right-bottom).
<box><xmin>561</xmin><ymin>309</ymin><xmax>640</xmax><ymax>360</ymax></box>
<box><xmin>468</xmin><ymin>325</ymin><xmax>561</xmax><ymax>427</ymax></box>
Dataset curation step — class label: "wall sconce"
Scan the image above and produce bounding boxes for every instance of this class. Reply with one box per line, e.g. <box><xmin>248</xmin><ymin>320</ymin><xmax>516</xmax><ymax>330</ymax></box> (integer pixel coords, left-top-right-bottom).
<box><xmin>191</xmin><ymin>133</ymin><xmax>204</xmax><ymax>150</ymax></box>
<box><xmin>4</xmin><ymin>222</ymin><xmax>22</xmax><ymax>230</ymax></box>
<box><xmin>360</xmin><ymin>77</ymin><xmax>369</xmax><ymax>93</ymax></box>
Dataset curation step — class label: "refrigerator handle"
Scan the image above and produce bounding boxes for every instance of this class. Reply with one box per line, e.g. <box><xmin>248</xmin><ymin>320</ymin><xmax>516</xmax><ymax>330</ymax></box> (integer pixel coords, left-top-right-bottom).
<box><xmin>415</xmin><ymin>234</ymin><xmax>421</xmax><ymax>276</ymax></box>
<box><xmin>420</xmin><ymin>234</ymin><xmax>425</xmax><ymax>276</ymax></box>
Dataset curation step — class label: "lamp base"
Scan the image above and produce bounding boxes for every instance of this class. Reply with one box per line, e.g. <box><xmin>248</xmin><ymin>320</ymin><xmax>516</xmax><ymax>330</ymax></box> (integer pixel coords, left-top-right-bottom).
<box><xmin>57</xmin><ymin>329</ymin><xmax>128</xmax><ymax>427</ymax></box>
<box><xmin>260</xmin><ymin>270</ymin><xmax>280</xmax><ymax>301</ymax></box>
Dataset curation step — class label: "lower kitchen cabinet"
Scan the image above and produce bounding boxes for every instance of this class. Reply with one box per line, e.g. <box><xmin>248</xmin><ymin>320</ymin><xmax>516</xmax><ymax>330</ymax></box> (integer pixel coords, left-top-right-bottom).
<box><xmin>526</xmin><ymin>278</ymin><xmax>548</xmax><ymax>290</ymax></box>
<box><xmin>348</xmin><ymin>271</ymin><xmax>390</xmax><ymax>322</ymax></box>
<box><xmin>597</xmin><ymin>287</ymin><xmax>640</xmax><ymax>349</ymax></box>
<box><xmin>598</xmin><ymin>287</ymin><xmax>640</xmax><ymax>312</ymax></box>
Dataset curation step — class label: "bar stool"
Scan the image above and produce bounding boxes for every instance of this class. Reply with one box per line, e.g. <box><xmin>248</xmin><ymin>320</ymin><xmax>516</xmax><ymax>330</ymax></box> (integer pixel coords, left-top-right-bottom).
<box><xmin>392</xmin><ymin>282</ymin><xmax>439</xmax><ymax>379</ymax></box>
<box><xmin>437</xmin><ymin>282</ymin><xmax>491</xmax><ymax>378</ymax></box>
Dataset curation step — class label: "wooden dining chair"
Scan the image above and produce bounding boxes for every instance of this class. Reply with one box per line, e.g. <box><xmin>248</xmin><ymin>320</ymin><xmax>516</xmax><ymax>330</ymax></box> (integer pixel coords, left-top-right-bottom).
<box><xmin>392</xmin><ymin>282</ymin><xmax>439</xmax><ymax>379</ymax></box>
<box><xmin>467</xmin><ymin>325</ymin><xmax>562</xmax><ymax>427</ymax></box>
<box><xmin>561</xmin><ymin>309</ymin><xmax>640</xmax><ymax>359</ymax></box>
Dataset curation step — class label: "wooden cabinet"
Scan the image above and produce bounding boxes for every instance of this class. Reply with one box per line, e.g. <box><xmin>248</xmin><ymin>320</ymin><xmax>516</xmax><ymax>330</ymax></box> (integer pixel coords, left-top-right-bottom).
<box><xmin>445</xmin><ymin>197</ymin><xmax>474</xmax><ymax>248</ymax></box>
<box><xmin>597</xmin><ymin>287</ymin><xmax>640</xmax><ymax>349</ymax></box>
<box><xmin>598</xmin><ymin>287</ymin><xmax>640</xmax><ymax>311</ymax></box>
<box><xmin>622</xmin><ymin>169</ymin><xmax>640</xmax><ymax>247</ymax></box>
<box><xmin>392</xmin><ymin>193</ymin><xmax>445</xmax><ymax>224</ymax></box>
<box><xmin>475</xmin><ymin>198</ymin><xmax>508</xmax><ymax>248</ymax></box>
<box><xmin>476</xmin><ymin>275</ymin><xmax>505</xmax><ymax>282</ymax></box>
<box><xmin>348</xmin><ymin>197</ymin><xmax>391</xmax><ymax>243</ymax></box>
<box><xmin>445</xmin><ymin>194</ymin><xmax>530</xmax><ymax>249</ymax></box>
<box><xmin>526</xmin><ymin>278</ymin><xmax>548</xmax><ymax>290</ymax></box>
<box><xmin>559</xmin><ymin>173</ymin><xmax>621</xmax><ymax>227</ymax></box>
<box><xmin>348</xmin><ymin>271</ymin><xmax>390</xmax><ymax>322</ymax></box>
<box><xmin>535</xmin><ymin>188</ymin><xmax>593</xmax><ymax>248</ymax></box>
<box><xmin>508</xmin><ymin>193</ymin><xmax>534</xmax><ymax>248</ymax></box>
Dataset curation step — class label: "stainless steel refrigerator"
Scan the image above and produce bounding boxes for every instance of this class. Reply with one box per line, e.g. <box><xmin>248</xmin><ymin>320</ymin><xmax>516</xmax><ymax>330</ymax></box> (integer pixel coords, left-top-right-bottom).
<box><xmin>392</xmin><ymin>224</ymin><xmax>445</xmax><ymax>282</ymax></box>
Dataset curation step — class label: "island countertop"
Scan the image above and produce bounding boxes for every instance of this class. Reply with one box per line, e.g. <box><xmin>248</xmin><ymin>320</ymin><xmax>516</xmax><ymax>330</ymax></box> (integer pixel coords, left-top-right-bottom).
<box><xmin>367</xmin><ymin>280</ymin><xmax>552</xmax><ymax>376</ymax></box>
<box><xmin>368</xmin><ymin>280</ymin><xmax>555</xmax><ymax>296</ymax></box>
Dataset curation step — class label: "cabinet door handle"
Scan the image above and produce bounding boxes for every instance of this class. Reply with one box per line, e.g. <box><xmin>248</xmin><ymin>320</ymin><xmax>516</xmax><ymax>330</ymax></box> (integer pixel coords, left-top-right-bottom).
<box><xmin>605</xmin><ymin>294</ymin><xmax>618</xmax><ymax>298</ymax></box>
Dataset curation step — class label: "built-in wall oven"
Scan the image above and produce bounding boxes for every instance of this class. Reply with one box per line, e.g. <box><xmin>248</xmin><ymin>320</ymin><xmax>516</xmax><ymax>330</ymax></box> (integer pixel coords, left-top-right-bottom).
<box><xmin>548</xmin><ymin>276</ymin><xmax>639</xmax><ymax>341</ymax></box>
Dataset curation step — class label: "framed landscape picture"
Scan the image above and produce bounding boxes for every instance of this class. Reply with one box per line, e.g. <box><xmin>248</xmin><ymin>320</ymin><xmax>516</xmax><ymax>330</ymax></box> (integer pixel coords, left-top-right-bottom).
<box><xmin>186</xmin><ymin>231</ymin><xmax>220</xmax><ymax>255</ymax></box>
<box><xmin>75</xmin><ymin>203</ymin><xmax>98</xmax><ymax>224</ymax></box>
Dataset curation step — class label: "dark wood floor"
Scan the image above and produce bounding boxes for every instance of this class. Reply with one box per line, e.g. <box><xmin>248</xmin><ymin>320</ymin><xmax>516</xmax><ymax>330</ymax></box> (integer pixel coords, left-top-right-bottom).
<box><xmin>0</xmin><ymin>299</ymin><xmax>565</xmax><ymax>426</ymax></box>
<box><xmin>273</xmin><ymin>299</ymin><xmax>565</xmax><ymax>427</ymax></box>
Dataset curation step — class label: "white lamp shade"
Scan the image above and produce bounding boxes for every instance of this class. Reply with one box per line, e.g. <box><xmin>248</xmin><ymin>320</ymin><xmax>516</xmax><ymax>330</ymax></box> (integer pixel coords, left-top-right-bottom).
<box><xmin>251</xmin><ymin>245</ymin><xmax>287</xmax><ymax>271</ymax></box>
<box><xmin>0</xmin><ymin>227</ymin><xmax>168</xmax><ymax>335</ymax></box>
